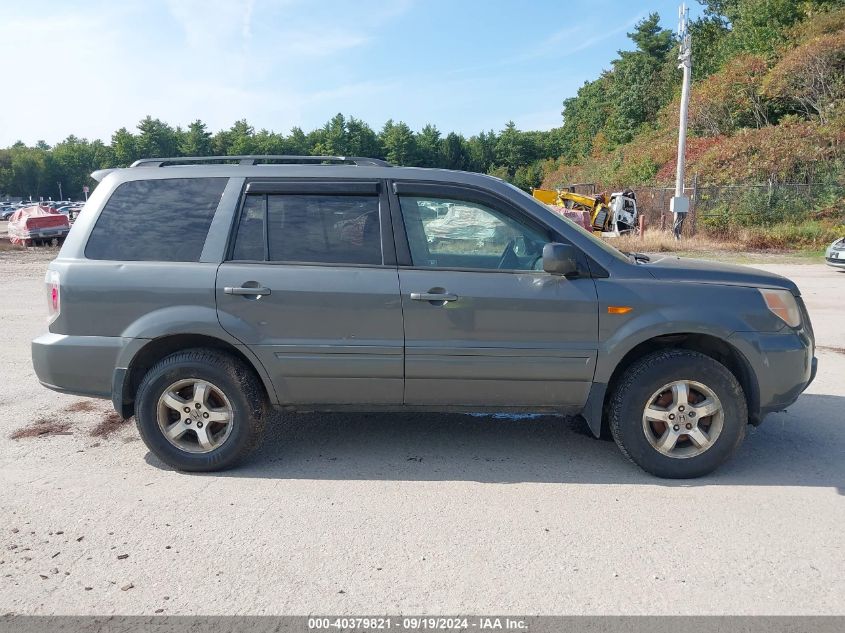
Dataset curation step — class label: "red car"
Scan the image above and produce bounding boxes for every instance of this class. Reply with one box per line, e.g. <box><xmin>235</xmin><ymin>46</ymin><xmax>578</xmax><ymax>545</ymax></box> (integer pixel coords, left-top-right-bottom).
<box><xmin>7</xmin><ymin>205</ymin><xmax>70</xmax><ymax>246</ymax></box>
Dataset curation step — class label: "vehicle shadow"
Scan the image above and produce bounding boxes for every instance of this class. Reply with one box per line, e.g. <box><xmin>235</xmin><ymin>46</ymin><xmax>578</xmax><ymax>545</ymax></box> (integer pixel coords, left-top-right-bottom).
<box><xmin>144</xmin><ymin>394</ymin><xmax>845</xmax><ymax>492</ymax></box>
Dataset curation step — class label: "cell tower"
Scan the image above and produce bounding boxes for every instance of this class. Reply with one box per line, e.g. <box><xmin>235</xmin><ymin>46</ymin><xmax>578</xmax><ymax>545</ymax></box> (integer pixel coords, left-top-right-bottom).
<box><xmin>671</xmin><ymin>3</ymin><xmax>692</xmax><ymax>218</ymax></box>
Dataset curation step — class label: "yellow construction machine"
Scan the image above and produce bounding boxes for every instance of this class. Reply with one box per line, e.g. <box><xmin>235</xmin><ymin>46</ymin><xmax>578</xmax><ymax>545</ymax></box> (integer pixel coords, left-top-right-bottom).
<box><xmin>533</xmin><ymin>186</ymin><xmax>639</xmax><ymax>236</ymax></box>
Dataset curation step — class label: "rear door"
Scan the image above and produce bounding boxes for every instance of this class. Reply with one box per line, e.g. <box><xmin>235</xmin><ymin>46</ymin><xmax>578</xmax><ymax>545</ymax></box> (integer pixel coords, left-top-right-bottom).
<box><xmin>216</xmin><ymin>180</ymin><xmax>404</xmax><ymax>405</ymax></box>
<box><xmin>391</xmin><ymin>181</ymin><xmax>599</xmax><ymax>410</ymax></box>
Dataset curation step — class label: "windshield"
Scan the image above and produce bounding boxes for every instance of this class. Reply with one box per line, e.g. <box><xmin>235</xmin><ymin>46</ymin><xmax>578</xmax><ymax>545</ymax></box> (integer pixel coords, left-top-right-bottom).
<box><xmin>502</xmin><ymin>181</ymin><xmax>630</xmax><ymax>263</ymax></box>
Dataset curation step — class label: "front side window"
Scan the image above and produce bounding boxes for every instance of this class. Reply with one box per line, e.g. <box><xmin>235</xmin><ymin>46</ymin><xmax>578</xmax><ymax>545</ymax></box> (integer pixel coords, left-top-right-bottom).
<box><xmin>85</xmin><ymin>178</ymin><xmax>227</xmax><ymax>261</ymax></box>
<box><xmin>230</xmin><ymin>194</ymin><xmax>382</xmax><ymax>265</ymax></box>
<box><xmin>399</xmin><ymin>196</ymin><xmax>548</xmax><ymax>270</ymax></box>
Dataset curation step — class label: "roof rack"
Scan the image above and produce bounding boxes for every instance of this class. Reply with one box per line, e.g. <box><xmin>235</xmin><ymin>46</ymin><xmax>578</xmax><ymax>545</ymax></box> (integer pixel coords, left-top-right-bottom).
<box><xmin>129</xmin><ymin>155</ymin><xmax>392</xmax><ymax>168</ymax></box>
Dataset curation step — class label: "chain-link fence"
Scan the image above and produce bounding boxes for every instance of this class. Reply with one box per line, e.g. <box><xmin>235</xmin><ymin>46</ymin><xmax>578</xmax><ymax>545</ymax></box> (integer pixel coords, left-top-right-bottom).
<box><xmin>563</xmin><ymin>182</ymin><xmax>845</xmax><ymax>236</ymax></box>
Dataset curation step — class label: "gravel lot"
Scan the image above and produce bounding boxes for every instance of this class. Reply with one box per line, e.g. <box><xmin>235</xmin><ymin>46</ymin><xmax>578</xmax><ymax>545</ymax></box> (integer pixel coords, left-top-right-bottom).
<box><xmin>0</xmin><ymin>248</ymin><xmax>843</xmax><ymax>615</ymax></box>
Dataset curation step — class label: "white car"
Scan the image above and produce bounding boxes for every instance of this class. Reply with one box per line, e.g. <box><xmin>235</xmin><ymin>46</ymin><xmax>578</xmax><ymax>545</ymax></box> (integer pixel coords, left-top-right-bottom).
<box><xmin>825</xmin><ymin>237</ymin><xmax>845</xmax><ymax>269</ymax></box>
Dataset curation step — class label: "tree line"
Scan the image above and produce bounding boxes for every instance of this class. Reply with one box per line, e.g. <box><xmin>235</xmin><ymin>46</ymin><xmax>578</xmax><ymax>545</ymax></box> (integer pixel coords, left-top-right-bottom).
<box><xmin>0</xmin><ymin>115</ymin><xmax>567</xmax><ymax>201</ymax></box>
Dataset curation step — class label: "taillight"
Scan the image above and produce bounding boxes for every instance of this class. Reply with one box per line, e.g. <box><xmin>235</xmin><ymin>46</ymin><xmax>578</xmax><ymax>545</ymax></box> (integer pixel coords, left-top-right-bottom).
<box><xmin>46</xmin><ymin>270</ymin><xmax>60</xmax><ymax>324</ymax></box>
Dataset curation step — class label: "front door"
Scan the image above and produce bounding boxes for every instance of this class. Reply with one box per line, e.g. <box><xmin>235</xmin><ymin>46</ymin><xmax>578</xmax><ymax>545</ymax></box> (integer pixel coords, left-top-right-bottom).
<box><xmin>393</xmin><ymin>183</ymin><xmax>599</xmax><ymax>409</ymax></box>
<box><xmin>216</xmin><ymin>180</ymin><xmax>404</xmax><ymax>405</ymax></box>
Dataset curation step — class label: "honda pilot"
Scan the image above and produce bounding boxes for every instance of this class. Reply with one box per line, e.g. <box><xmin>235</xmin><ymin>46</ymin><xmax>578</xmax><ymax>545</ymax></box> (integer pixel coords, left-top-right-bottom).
<box><xmin>31</xmin><ymin>156</ymin><xmax>817</xmax><ymax>478</ymax></box>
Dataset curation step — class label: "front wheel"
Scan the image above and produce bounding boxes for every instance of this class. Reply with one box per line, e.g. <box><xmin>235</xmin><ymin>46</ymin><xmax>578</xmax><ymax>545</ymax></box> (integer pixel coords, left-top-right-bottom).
<box><xmin>135</xmin><ymin>349</ymin><xmax>267</xmax><ymax>471</ymax></box>
<box><xmin>608</xmin><ymin>349</ymin><xmax>747</xmax><ymax>478</ymax></box>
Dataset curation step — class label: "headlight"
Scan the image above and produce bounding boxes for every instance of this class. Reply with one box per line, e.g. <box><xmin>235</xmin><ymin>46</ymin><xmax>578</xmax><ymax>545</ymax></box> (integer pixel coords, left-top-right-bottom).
<box><xmin>758</xmin><ymin>288</ymin><xmax>801</xmax><ymax>328</ymax></box>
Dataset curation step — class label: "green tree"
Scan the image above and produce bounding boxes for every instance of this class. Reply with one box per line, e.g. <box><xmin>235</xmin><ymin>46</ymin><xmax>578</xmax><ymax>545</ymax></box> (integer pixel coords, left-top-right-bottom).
<box><xmin>111</xmin><ymin>127</ymin><xmax>139</xmax><ymax>166</ymax></box>
<box><xmin>512</xmin><ymin>162</ymin><xmax>543</xmax><ymax>191</ymax></box>
<box><xmin>627</xmin><ymin>12</ymin><xmax>674</xmax><ymax>61</ymax></box>
<box><xmin>346</xmin><ymin>117</ymin><xmax>382</xmax><ymax>157</ymax></box>
<box><xmin>560</xmin><ymin>75</ymin><xmax>613</xmax><ymax>159</ymax></box>
<box><xmin>180</xmin><ymin>120</ymin><xmax>212</xmax><ymax>156</ymax></box>
<box><xmin>51</xmin><ymin>136</ymin><xmax>111</xmax><ymax>200</ymax></box>
<box><xmin>495</xmin><ymin>121</ymin><xmax>532</xmax><ymax>176</ymax></box>
<box><xmin>416</xmin><ymin>124</ymin><xmax>443</xmax><ymax>167</ymax></box>
<box><xmin>441</xmin><ymin>132</ymin><xmax>468</xmax><ymax>170</ymax></box>
<box><xmin>135</xmin><ymin>116</ymin><xmax>179</xmax><ymax>158</ymax></box>
<box><xmin>688</xmin><ymin>15</ymin><xmax>731</xmax><ymax>80</ymax></box>
<box><xmin>313</xmin><ymin>113</ymin><xmax>349</xmax><ymax>155</ymax></box>
<box><xmin>5</xmin><ymin>144</ymin><xmax>50</xmax><ymax>198</ymax></box>
<box><xmin>380</xmin><ymin>120</ymin><xmax>417</xmax><ymax>165</ymax></box>
<box><xmin>466</xmin><ymin>130</ymin><xmax>498</xmax><ymax>173</ymax></box>
<box><xmin>228</xmin><ymin>120</ymin><xmax>257</xmax><ymax>155</ymax></box>
<box><xmin>285</xmin><ymin>127</ymin><xmax>310</xmax><ymax>155</ymax></box>
<box><xmin>253</xmin><ymin>129</ymin><xmax>286</xmax><ymax>154</ymax></box>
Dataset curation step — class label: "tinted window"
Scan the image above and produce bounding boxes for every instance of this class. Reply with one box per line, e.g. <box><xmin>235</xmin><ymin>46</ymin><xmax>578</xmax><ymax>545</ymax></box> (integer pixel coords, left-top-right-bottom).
<box><xmin>399</xmin><ymin>196</ymin><xmax>548</xmax><ymax>270</ymax></box>
<box><xmin>85</xmin><ymin>178</ymin><xmax>227</xmax><ymax>261</ymax></box>
<box><xmin>230</xmin><ymin>194</ymin><xmax>382</xmax><ymax>265</ymax></box>
<box><xmin>231</xmin><ymin>195</ymin><xmax>266</xmax><ymax>261</ymax></box>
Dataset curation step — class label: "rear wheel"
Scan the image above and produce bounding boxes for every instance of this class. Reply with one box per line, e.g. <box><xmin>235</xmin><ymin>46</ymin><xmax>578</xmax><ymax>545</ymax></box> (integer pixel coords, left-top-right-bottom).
<box><xmin>135</xmin><ymin>349</ymin><xmax>267</xmax><ymax>471</ymax></box>
<box><xmin>608</xmin><ymin>349</ymin><xmax>747</xmax><ymax>478</ymax></box>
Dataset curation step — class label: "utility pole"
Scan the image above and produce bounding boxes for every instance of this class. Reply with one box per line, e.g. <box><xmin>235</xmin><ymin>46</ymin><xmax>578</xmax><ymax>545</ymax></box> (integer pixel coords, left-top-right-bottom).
<box><xmin>671</xmin><ymin>3</ymin><xmax>692</xmax><ymax>238</ymax></box>
<box><xmin>57</xmin><ymin>181</ymin><xmax>63</xmax><ymax>201</ymax></box>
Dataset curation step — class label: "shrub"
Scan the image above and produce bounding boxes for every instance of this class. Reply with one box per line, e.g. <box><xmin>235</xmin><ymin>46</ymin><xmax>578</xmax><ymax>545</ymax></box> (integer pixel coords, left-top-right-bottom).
<box><xmin>762</xmin><ymin>30</ymin><xmax>845</xmax><ymax>123</ymax></box>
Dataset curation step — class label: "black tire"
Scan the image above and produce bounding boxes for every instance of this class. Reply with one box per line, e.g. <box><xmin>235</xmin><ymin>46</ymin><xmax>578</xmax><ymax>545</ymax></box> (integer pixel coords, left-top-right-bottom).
<box><xmin>608</xmin><ymin>349</ymin><xmax>747</xmax><ymax>478</ymax></box>
<box><xmin>134</xmin><ymin>348</ymin><xmax>267</xmax><ymax>472</ymax></box>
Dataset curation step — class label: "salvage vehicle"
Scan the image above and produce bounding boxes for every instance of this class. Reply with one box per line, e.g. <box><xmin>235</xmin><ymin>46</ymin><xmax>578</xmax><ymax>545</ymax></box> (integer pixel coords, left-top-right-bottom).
<box><xmin>532</xmin><ymin>187</ymin><xmax>639</xmax><ymax>236</ymax></box>
<box><xmin>8</xmin><ymin>205</ymin><xmax>70</xmax><ymax>246</ymax></box>
<box><xmin>32</xmin><ymin>156</ymin><xmax>816</xmax><ymax>477</ymax></box>
<box><xmin>824</xmin><ymin>237</ymin><xmax>845</xmax><ymax>270</ymax></box>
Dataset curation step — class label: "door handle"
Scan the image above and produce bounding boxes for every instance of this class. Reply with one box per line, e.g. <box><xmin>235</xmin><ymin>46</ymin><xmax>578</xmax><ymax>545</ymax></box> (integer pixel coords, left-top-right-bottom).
<box><xmin>410</xmin><ymin>292</ymin><xmax>458</xmax><ymax>302</ymax></box>
<box><xmin>224</xmin><ymin>286</ymin><xmax>272</xmax><ymax>297</ymax></box>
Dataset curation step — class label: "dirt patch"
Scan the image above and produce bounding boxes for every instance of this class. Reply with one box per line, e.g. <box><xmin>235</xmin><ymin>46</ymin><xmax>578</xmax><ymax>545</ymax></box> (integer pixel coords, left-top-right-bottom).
<box><xmin>90</xmin><ymin>412</ymin><xmax>131</xmax><ymax>438</ymax></box>
<box><xmin>818</xmin><ymin>345</ymin><xmax>845</xmax><ymax>355</ymax></box>
<box><xmin>63</xmin><ymin>400</ymin><xmax>98</xmax><ymax>413</ymax></box>
<box><xmin>0</xmin><ymin>240</ymin><xmax>25</xmax><ymax>253</ymax></box>
<box><xmin>10</xmin><ymin>417</ymin><xmax>72</xmax><ymax>439</ymax></box>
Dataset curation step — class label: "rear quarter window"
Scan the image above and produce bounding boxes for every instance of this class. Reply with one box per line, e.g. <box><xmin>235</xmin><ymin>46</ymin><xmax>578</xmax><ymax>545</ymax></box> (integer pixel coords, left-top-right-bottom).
<box><xmin>85</xmin><ymin>177</ymin><xmax>227</xmax><ymax>261</ymax></box>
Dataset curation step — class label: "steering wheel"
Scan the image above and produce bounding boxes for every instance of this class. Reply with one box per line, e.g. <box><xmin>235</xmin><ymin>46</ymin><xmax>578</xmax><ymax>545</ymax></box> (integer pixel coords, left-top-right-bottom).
<box><xmin>497</xmin><ymin>239</ymin><xmax>518</xmax><ymax>270</ymax></box>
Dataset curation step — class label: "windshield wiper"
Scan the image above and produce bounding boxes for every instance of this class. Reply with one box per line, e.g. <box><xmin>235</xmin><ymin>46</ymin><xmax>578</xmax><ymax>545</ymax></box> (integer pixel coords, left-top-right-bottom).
<box><xmin>624</xmin><ymin>251</ymin><xmax>651</xmax><ymax>263</ymax></box>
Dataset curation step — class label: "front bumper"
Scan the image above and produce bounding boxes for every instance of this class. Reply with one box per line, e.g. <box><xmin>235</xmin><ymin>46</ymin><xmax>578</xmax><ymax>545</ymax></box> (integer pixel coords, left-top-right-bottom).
<box><xmin>825</xmin><ymin>254</ymin><xmax>845</xmax><ymax>269</ymax></box>
<box><xmin>728</xmin><ymin>327</ymin><xmax>816</xmax><ymax>422</ymax></box>
<box><xmin>32</xmin><ymin>333</ymin><xmax>129</xmax><ymax>399</ymax></box>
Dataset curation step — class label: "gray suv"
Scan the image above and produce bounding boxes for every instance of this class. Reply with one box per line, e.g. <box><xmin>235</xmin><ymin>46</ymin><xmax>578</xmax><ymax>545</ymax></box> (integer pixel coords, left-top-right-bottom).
<box><xmin>31</xmin><ymin>156</ymin><xmax>817</xmax><ymax>478</ymax></box>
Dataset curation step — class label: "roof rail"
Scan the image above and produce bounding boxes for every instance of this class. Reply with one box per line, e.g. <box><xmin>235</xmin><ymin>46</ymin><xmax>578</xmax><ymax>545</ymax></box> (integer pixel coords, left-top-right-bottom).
<box><xmin>129</xmin><ymin>155</ymin><xmax>392</xmax><ymax>168</ymax></box>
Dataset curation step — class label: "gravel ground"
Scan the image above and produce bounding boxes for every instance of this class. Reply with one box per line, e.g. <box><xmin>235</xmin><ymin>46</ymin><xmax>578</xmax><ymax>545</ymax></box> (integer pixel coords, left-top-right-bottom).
<box><xmin>0</xmin><ymin>249</ymin><xmax>843</xmax><ymax>615</ymax></box>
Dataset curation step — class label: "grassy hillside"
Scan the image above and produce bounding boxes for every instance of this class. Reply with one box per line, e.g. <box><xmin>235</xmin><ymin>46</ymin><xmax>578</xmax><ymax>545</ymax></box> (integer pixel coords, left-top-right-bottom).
<box><xmin>543</xmin><ymin>4</ymin><xmax>845</xmax><ymax>190</ymax></box>
<box><xmin>540</xmin><ymin>2</ymin><xmax>845</xmax><ymax>249</ymax></box>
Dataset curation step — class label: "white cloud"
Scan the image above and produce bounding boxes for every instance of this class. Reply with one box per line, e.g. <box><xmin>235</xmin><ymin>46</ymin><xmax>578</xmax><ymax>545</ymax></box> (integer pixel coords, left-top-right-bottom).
<box><xmin>0</xmin><ymin>0</ymin><xmax>411</xmax><ymax>145</ymax></box>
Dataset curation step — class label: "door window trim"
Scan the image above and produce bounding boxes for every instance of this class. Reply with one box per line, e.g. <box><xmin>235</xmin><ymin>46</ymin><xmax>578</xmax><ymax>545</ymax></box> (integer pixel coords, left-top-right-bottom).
<box><xmin>225</xmin><ymin>179</ymin><xmax>396</xmax><ymax>267</ymax></box>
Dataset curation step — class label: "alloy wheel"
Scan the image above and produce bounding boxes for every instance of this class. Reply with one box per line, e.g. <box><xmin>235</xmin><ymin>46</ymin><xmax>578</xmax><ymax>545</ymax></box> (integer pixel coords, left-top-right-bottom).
<box><xmin>156</xmin><ymin>378</ymin><xmax>234</xmax><ymax>453</ymax></box>
<box><xmin>641</xmin><ymin>380</ymin><xmax>725</xmax><ymax>459</ymax></box>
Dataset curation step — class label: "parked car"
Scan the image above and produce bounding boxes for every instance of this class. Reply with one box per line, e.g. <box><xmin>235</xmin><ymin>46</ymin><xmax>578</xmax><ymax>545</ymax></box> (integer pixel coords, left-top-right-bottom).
<box><xmin>8</xmin><ymin>205</ymin><xmax>70</xmax><ymax>245</ymax></box>
<box><xmin>31</xmin><ymin>155</ymin><xmax>817</xmax><ymax>477</ymax></box>
<box><xmin>1</xmin><ymin>208</ymin><xmax>16</xmax><ymax>220</ymax></box>
<box><xmin>824</xmin><ymin>237</ymin><xmax>845</xmax><ymax>269</ymax></box>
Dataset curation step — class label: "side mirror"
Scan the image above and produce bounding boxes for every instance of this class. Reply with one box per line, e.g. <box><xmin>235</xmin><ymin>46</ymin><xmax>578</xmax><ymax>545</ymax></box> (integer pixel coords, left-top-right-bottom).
<box><xmin>542</xmin><ymin>242</ymin><xmax>579</xmax><ymax>276</ymax></box>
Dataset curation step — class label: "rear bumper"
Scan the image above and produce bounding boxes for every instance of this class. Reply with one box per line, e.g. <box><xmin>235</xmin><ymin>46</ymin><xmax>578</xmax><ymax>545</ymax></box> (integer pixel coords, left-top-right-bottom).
<box><xmin>729</xmin><ymin>328</ymin><xmax>816</xmax><ymax>421</ymax></box>
<box><xmin>32</xmin><ymin>333</ymin><xmax>129</xmax><ymax>399</ymax></box>
<box><xmin>10</xmin><ymin>227</ymin><xmax>69</xmax><ymax>239</ymax></box>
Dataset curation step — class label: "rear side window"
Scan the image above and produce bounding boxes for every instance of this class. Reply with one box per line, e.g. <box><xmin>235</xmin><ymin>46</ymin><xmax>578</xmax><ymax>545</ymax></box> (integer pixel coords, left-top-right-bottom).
<box><xmin>85</xmin><ymin>178</ymin><xmax>227</xmax><ymax>261</ymax></box>
<box><xmin>230</xmin><ymin>194</ymin><xmax>382</xmax><ymax>265</ymax></box>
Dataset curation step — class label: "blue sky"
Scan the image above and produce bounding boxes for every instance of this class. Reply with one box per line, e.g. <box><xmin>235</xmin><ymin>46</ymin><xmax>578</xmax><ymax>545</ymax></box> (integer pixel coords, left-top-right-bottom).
<box><xmin>0</xmin><ymin>0</ymin><xmax>701</xmax><ymax>146</ymax></box>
